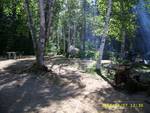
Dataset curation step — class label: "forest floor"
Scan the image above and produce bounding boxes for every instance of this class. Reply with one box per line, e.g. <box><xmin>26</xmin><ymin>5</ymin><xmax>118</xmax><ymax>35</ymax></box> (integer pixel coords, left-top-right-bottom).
<box><xmin>0</xmin><ymin>56</ymin><xmax>150</xmax><ymax>113</ymax></box>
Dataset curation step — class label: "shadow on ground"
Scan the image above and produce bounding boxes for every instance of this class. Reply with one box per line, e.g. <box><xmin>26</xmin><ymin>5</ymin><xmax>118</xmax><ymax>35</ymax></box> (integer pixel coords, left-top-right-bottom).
<box><xmin>0</xmin><ymin>58</ymin><xmax>149</xmax><ymax>113</ymax></box>
<box><xmin>0</xmin><ymin>59</ymin><xmax>84</xmax><ymax>113</ymax></box>
<box><xmin>86</xmin><ymin>87</ymin><xmax>149</xmax><ymax>113</ymax></box>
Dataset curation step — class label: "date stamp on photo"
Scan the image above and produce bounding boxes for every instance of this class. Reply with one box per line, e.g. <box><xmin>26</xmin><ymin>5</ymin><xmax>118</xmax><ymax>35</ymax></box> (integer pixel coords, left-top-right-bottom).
<box><xmin>101</xmin><ymin>103</ymin><xmax>144</xmax><ymax>109</ymax></box>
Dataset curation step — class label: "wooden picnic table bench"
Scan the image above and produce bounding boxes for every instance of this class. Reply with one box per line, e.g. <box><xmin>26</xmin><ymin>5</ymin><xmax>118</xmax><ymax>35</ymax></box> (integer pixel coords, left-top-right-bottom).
<box><xmin>7</xmin><ymin>52</ymin><xmax>17</xmax><ymax>59</ymax></box>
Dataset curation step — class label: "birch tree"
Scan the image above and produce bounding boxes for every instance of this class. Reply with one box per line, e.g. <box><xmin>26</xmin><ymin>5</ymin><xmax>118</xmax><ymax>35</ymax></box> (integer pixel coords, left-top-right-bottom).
<box><xmin>95</xmin><ymin>0</ymin><xmax>137</xmax><ymax>71</ymax></box>
<box><xmin>24</xmin><ymin>0</ymin><xmax>55</xmax><ymax>70</ymax></box>
<box><xmin>96</xmin><ymin>0</ymin><xmax>112</xmax><ymax>70</ymax></box>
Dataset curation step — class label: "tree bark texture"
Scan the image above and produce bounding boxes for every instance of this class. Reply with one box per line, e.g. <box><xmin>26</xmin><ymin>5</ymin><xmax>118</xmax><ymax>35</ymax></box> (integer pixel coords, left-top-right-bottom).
<box><xmin>96</xmin><ymin>0</ymin><xmax>112</xmax><ymax>70</ymax></box>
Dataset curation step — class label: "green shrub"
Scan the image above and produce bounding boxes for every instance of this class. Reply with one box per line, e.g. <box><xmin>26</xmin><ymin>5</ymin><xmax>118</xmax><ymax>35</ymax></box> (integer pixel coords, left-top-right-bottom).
<box><xmin>46</xmin><ymin>41</ymin><xmax>57</xmax><ymax>55</ymax></box>
<box><xmin>79</xmin><ymin>50</ymin><xmax>99</xmax><ymax>60</ymax></box>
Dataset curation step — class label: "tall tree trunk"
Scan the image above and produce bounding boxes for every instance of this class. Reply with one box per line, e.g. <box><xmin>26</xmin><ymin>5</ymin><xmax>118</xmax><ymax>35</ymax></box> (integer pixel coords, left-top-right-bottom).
<box><xmin>81</xmin><ymin>21</ymin><xmax>86</xmax><ymax>52</ymax></box>
<box><xmin>63</xmin><ymin>28</ymin><xmax>66</xmax><ymax>54</ymax></box>
<box><xmin>96</xmin><ymin>0</ymin><xmax>112</xmax><ymax>70</ymax></box>
<box><xmin>36</xmin><ymin>0</ymin><xmax>46</xmax><ymax>68</ymax></box>
<box><xmin>44</xmin><ymin>0</ymin><xmax>55</xmax><ymax>55</ymax></box>
<box><xmin>68</xmin><ymin>25</ymin><xmax>71</xmax><ymax>47</ymax></box>
<box><xmin>25</xmin><ymin>0</ymin><xmax>54</xmax><ymax>71</ymax></box>
<box><xmin>57</xmin><ymin>30</ymin><xmax>60</xmax><ymax>53</ymax></box>
<box><xmin>121</xmin><ymin>30</ymin><xmax>126</xmax><ymax>58</ymax></box>
<box><xmin>81</xmin><ymin>0</ymin><xmax>86</xmax><ymax>52</ymax></box>
<box><xmin>73</xmin><ymin>23</ymin><xmax>76</xmax><ymax>46</ymax></box>
<box><xmin>120</xmin><ymin>0</ymin><xmax>126</xmax><ymax>59</ymax></box>
<box><xmin>24</xmin><ymin>0</ymin><xmax>37</xmax><ymax>52</ymax></box>
<box><xmin>45</xmin><ymin>0</ymin><xmax>55</xmax><ymax>40</ymax></box>
<box><xmin>66</xmin><ymin>24</ymin><xmax>71</xmax><ymax>58</ymax></box>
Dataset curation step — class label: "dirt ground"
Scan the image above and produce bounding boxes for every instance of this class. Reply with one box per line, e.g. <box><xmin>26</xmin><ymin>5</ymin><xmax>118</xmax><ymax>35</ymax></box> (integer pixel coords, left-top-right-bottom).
<box><xmin>0</xmin><ymin>56</ymin><xmax>149</xmax><ymax>113</ymax></box>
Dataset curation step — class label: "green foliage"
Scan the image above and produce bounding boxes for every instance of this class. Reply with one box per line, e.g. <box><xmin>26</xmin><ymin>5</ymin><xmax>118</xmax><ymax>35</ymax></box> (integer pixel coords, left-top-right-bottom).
<box><xmin>46</xmin><ymin>40</ymin><xmax>57</xmax><ymax>55</ymax></box>
<box><xmin>46</xmin><ymin>0</ymin><xmax>91</xmax><ymax>55</ymax></box>
<box><xmin>0</xmin><ymin>0</ymin><xmax>140</xmax><ymax>58</ymax></box>
<box><xmin>79</xmin><ymin>50</ymin><xmax>99</xmax><ymax>60</ymax></box>
<box><xmin>85</xmin><ymin>64</ymin><xmax>96</xmax><ymax>74</ymax></box>
<box><xmin>95</xmin><ymin>0</ymin><xmax>138</xmax><ymax>41</ymax></box>
<box><xmin>0</xmin><ymin>0</ymin><xmax>33</xmax><ymax>54</ymax></box>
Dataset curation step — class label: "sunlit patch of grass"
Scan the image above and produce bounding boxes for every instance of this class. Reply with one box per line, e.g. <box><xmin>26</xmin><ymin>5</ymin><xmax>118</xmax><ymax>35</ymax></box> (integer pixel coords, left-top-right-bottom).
<box><xmin>81</xmin><ymin>61</ymin><xmax>97</xmax><ymax>75</ymax></box>
<box><xmin>85</xmin><ymin>66</ymin><xmax>96</xmax><ymax>74</ymax></box>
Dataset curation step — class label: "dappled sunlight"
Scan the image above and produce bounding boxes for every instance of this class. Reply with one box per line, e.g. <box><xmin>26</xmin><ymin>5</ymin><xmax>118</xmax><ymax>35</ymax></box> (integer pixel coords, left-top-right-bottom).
<box><xmin>1</xmin><ymin>0</ymin><xmax>150</xmax><ymax>112</ymax></box>
<box><xmin>0</xmin><ymin>58</ymin><xmax>85</xmax><ymax>113</ymax></box>
<box><xmin>0</xmin><ymin>58</ymin><xmax>149</xmax><ymax>113</ymax></box>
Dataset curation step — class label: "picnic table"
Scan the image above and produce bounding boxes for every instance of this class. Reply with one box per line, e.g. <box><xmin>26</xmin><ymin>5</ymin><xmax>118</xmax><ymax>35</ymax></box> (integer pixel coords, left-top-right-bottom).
<box><xmin>7</xmin><ymin>52</ymin><xmax>17</xmax><ymax>59</ymax></box>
